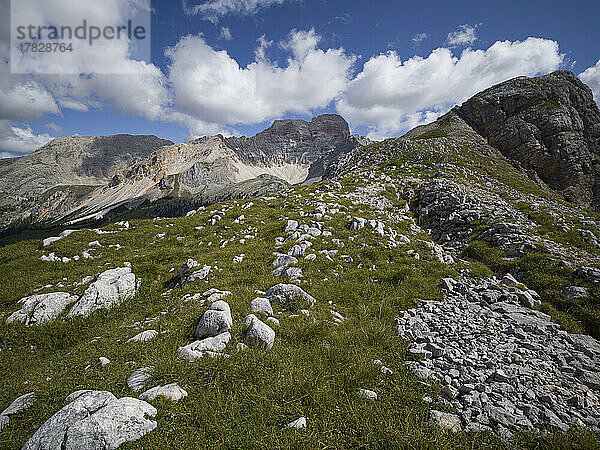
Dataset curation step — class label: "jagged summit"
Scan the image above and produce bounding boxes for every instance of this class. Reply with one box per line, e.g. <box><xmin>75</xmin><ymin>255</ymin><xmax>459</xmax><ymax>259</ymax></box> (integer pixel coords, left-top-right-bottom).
<box><xmin>403</xmin><ymin>70</ymin><xmax>600</xmax><ymax>210</ymax></box>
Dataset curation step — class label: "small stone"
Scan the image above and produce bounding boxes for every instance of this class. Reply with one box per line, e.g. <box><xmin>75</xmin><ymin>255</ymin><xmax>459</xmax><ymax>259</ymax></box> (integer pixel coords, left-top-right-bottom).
<box><xmin>139</xmin><ymin>383</ymin><xmax>188</xmax><ymax>402</ymax></box>
<box><xmin>128</xmin><ymin>330</ymin><xmax>158</xmax><ymax>343</ymax></box>
<box><xmin>285</xmin><ymin>417</ymin><xmax>307</xmax><ymax>429</ymax></box>
<box><xmin>429</xmin><ymin>410</ymin><xmax>461</xmax><ymax>432</ymax></box>
<box><xmin>265</xmin><ymin>317</ymin><xmax>280</xmax><ymax>327</ymax></box>
<box><xmin>177</xmin><ymin>332</ymin><xmax>231</xmax><ymax>360</ymax></box>
<box><xmin>127</xmin><ymin>366</ymin><xmax>155</xmax><ymax>393</ymax></box>
<box><xmin>249</xmin><ymin>298</ymin><xmax>274</xmax><ymax>316</ymax></box>
<box><xmin>357</xmin><ymin>389</ymin><xmax>377</xmax><ymax>401</ymax></box>
<box><xmin>99</xmin><ymin>357</ymin><xmax>110</xmax><ymax>366</ymax></box>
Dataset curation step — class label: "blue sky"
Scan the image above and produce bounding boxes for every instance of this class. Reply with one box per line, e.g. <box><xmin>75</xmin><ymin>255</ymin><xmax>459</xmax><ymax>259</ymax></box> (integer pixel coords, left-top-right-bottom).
<box><xmin>1</xmin><ymin>0</ymin><xmax>600</xmax><ymax>156</ymax></box>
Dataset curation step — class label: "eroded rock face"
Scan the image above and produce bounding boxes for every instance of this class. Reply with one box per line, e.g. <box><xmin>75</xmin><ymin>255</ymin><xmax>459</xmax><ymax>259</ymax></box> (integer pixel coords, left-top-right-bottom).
<box><xmin>6</xmin><ymin>292</ymin><xmax>77</xmax><ymax>326</ymax></box>
<box><xmin>455</xmin><ymin>70</ymin><xmax>600</xmax><ymax>209</ymax></box>
<box><xmin>66</xmin><ymin>267</ymin><xmax>138</xmax><ymax>319</ymax></box>
<box><xmin>22</xmin><ymin>390</ymin><xmax>156</xmax><ymax>450</ymax></box>
<box><xmin>225</xmin><ymin>114</ymin><xmax>361</xmax><ymax>176</ymax></box>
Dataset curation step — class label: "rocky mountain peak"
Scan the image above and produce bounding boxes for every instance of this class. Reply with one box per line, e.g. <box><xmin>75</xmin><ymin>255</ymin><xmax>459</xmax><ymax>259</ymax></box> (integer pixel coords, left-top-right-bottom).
<box><xmin>455</xmin><ymin>70</ymin><xmax>600</xmax><ymax>209</ymax></box>
<box><xmin>225</xmin><ymin>114</ymin><xmax>356</xmax><ymax>167</ymax></box>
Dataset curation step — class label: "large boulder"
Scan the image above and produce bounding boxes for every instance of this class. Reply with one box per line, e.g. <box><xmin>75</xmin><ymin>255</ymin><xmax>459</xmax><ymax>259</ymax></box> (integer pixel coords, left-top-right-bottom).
<box><xmin>265</xmin><ymin>284</ymin><xmax>316</xmax><ymax>307</ymax></box>
<box><xmin>194</xmin><ymin>301</ymin><xmax>232</xmax><ymax>338</ymax></box>
<box><xmin>22</xmin><ymin>390</ymin><xmax>156</xmax><ymax>450</ymax></box>
<box><xmin>245</xmin><ymin>317</ymin><xmax>275</xmax><ymax>349</ymax></box>
<box><xmin>6</xmin><ymin>293</ymin><xmax>77</xmax><ymax>325</ymax></box>
<box><xmin>66</xmin><ymin>267</ymin><xmax>138</xmax><ymax>319</ymax></box>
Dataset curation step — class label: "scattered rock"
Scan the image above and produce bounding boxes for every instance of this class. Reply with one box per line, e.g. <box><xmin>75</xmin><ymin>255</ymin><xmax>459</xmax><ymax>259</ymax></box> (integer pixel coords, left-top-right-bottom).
<box><xmin>22</xmin><ymin>390</ymin><xmax>156</xmax><ymax>450</ymax></box>
<box><xmin>128</xmin><ymin>330</ymin><xmax>158</xmax><ymax>343</ymax></box>
<box><xmin>562</xmin><ymin>286</ymin><xmax>590</xmax><ymax>299</ymax></box>
<box><xmin>0</xmin><ymin>392</ymin><xmax>35</xmax><ymax>430</ymax></box>
<box><xmin>245</xmin><ymin>317</ymin><xmax>275</xmax><ymax>349</ymax></box>
<box><xmin>139</xmin><ymin>383</ymin><xmax>188</xmax><ymax>402</ymax></box>
<box><xmin>429</xmin><ymin>410</ymin><xmax>461</xmax><ymax>432</ymax></box>
<box><xmin>195</xmin><ymin>301</ymin><xmax>233</xmax><ymax>338</ymax></box>
<box><xmin>127</xmin><ymin>366</ymin><xmax>155</xmax><ymax>393</ymax></box>
<box><xmin>7</xmin><ymin>292</ymin><xmax>78</xmax><ymax>326</ymax></box>
<box><xmin>177</xmin><ymin>332</ymin><xmax>231</xmax><ymax>360</ymax></box>
<box><xmin>249</xmin><ymin>298</ymin><xmax>274</xmax><ymax>315</ymax></box>
<box><xmin>357</xmin><ymin>389</ymin><xmax>377</xmax><ymax>401</ymax></box>
<box><xmin>285</xmin><ymin>417</ymin><xmax>307</xmax><ymax>429</ymax></box>
<box><xmin>67</xmin><ymin>267</ymin><xmax>138</xmax><ymax>319</ymax></box>
<box><xmin>265</xmin><ymin>284</ymin><xmax>316</xmax><ymax>307</ymax></box>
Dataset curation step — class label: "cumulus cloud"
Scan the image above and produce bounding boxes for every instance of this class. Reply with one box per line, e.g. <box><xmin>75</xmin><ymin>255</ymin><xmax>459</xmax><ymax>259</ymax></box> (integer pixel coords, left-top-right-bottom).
<box><xmin>0</xmin><ymin>80</ymin><xmax>60</xmax><ymax>120</ymax></box>
<box><xmin>336</xmin><ymin>38</ymin><xmax>564</xmax><ymax>139</ymax></box>
<box><xmin>580</xmin><ymin>59</ymin><xmax>600</xmax><ymax>104</ymax></box>
<box><xmin>0</xmin><ymin>0</ymin><xmax>170</xmax><ymax>153</ymax></box>
<box><xmin>183</xmin><ymin>0</ymin><xmax>287</xmax><ymax>22</ymax></box>
<box><xmin>447</xmin><ymin>24</ymin><xmax>478</xmax><ymax>47</ymax></box>
<box><xmin>0</xmin><ymin>120</ymin><xmax>54</xmax><ymax>155</ymax></box>
<box><xmin>165</xmin><ymin>28</ymin><xmax>355</xmax><ymax>132</ymax></box>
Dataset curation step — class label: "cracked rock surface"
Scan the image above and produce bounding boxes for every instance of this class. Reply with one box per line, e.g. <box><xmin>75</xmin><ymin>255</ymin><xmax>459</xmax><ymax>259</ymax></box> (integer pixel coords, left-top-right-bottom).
<box><xmin>397</xmin><ymin>277</ymin><xmax>600</xmax><ymax>434</ymax></box>
<box><xmin>22</xmin><ymin>390</ymin><xmax>156</xmax><ymax>450</ymax></box>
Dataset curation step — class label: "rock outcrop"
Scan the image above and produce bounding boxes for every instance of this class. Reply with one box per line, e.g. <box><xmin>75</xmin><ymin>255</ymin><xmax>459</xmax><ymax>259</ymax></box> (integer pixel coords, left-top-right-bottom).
<box><xmin>6</xmin><ymin>292</ymin><xmax>78</xmax><ymax>326</ymax></box>
<box><xmin>66</xmin><ymin>267</ymin><xmax>139</xmax><ymax>319</ymax></box>
<box><xmin>455</xmin><ymin>70</ymin><xmax>600</xmax><ymax>209</ymax></box>
<box><xmin>22</xmin><ymin>390</ymin><xmax>156</xmax><ymax>449</ymax></box>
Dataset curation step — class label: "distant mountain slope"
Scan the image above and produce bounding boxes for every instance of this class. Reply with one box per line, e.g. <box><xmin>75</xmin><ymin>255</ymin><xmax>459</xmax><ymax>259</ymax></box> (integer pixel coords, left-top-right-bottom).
<box><xmin>0</xmin><ymin>135</ymin><xmax>172</xmax><ymax>231</ymax></box>
<box><xmin>0</xmin><ymin>115</ymin><xmax>365</xmax><ymax>235</ymax></box>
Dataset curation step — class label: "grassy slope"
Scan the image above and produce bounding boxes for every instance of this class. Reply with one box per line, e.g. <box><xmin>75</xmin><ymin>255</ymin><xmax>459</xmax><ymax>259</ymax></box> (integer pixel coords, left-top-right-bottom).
<box><xmin>0</xmin><ymin>146</ymin><xmax>599</xmax><ymax>448</ymax></box>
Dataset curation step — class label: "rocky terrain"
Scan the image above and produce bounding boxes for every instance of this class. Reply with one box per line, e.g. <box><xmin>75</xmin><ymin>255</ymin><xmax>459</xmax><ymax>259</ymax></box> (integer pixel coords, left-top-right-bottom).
<box><xmin>0</xmin><ymin>71</ymin><xmax>599</xmax><ymax>448</ymax></box>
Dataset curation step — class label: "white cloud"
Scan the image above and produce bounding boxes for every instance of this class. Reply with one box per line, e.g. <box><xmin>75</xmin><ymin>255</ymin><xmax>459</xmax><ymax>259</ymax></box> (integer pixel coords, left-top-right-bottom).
<box><xmin>165</xmin><ymin>28</ymin><xmax>355</xmax><ymax>131</ymax></box>
<box><xmin>447</xmin><ymin>24</ymin><xmax>478</xmax><ymax>47</ymax></box>
<box><xmin>2</xmin><ymin>0</ymin><xmax>168</xmax><ymax>122</ymax></box>
<box><xmin>183</xmin><ymin>0</ymin><xmax>287</xmax><ymax>22</ymax></box>
<box><xmin>0</xmin><ymin>120</ymin><xmax>54</xmax><ymax>155</ymax></box>
<box><xmin>219</xmin><ymin>26</ymin><xmax>233</xmax><ymax>41</ymax></box>
<box><xmin>0</xmin><ymin>80</ymin><xmax>60</xmax><ymax>120</ymax></box>
<box><xmin>412</xmin><ymin>32</ymin><xmax>429</xmax><ymax>45</ymax></box>
<box><xmin>336</xmin><ymin>38</ymin><xmax>564</xmax><ymax>139</ymax></box>
<box><xmin>580</xmin><ymin>59</ymin><xmax>600</xmax><ymax>104</ymax></box>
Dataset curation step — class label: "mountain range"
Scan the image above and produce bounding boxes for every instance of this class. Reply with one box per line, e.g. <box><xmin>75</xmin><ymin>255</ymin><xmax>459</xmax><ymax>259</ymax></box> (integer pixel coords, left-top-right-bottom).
<box><xmin>2</xmin><ymin>70</ymin><xmax>600</xmax><ymax>240</ymax></box>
